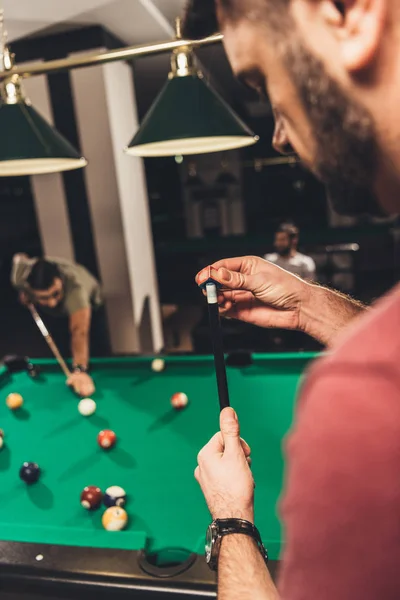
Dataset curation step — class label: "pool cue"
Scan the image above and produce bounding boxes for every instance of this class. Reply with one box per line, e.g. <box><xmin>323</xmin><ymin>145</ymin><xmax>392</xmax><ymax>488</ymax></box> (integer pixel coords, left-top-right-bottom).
<box><xmin>27</xmin><ymin>304</ymin><xmax>72</xmax><ymax>378</ymax></box>
<box><xmin>206</xmin><ymin>282</ymin><xmax>230</xmax><ymax>411</ymax></box>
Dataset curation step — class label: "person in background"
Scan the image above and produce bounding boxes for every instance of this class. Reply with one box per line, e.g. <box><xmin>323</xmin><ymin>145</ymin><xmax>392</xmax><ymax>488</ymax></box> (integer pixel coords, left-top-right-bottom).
<box><xmin>11</xmin><ymin>254</ymin><xmax>109</xmax><ymax>396</ymax></box>
<box><xmin>265</xmin><ymin>222</ymin><xmax>316</xmax><ymax>281</ymax></box>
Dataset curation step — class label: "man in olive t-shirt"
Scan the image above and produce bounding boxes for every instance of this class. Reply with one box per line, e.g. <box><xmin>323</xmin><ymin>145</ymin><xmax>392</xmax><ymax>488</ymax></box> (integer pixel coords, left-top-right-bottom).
<box><xmin>11</xmin><ymin>254</ymin><xmax>107</xmax><ymax>396</ymax></box>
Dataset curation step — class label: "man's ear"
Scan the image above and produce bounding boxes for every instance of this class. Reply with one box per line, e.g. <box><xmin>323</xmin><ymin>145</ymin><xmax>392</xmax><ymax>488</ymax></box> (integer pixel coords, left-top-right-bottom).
<box><xmin>329</xmin><ymin>0</ymin><xmax>387</xmax><ymax>72</ymax></box>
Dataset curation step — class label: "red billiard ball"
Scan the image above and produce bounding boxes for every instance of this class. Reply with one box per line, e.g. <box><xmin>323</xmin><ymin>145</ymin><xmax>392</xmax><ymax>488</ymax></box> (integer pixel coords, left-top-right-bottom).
<box><xmin>80</xmin><ymin>485</ymin><xmax>103</xmax><ymax>510</ymax></box>
<box><xmin>97</xmin><ymin>429</ymin><xmax>117</xmax><ymax>450</ymax></box>
<box><xmin>170</xmin><ymin>392</ymin><xmax>189</xmax><ymax>410</ymax></box>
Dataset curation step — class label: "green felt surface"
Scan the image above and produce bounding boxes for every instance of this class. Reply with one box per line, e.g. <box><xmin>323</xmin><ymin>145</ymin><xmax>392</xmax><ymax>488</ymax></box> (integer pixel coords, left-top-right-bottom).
<box><xmin>0</xmin><ymin>354</ymin><xmax>316</xmax><ymax>559</ymax></box>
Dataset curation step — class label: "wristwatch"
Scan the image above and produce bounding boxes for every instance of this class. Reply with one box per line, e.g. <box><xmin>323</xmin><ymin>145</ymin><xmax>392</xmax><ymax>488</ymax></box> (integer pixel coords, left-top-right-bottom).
<box><xmin>205</xmin><ymin>518</ymin><xmax>268</xmax><ymax>571</ymax></box>
<box><xmin>73</xmin><ymin>364</ymin><xmax>89</xmax><ymax>374</ymax></box>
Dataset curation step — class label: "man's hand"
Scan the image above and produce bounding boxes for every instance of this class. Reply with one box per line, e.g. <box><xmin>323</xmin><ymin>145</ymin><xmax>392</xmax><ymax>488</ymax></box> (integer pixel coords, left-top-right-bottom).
<box><xmin>19</xmin><ymin>290</ymin><xmax>30</xmax><ymax>306</ymax></box>
<box><xmin>67</xmin><ymin>372</ymin><xmax>95</xmax><ymax>397</ymax></box>
<box><xmin>196</xmin><ymin>256</ymin><xmax>366</xmax><ymax>346</ymax></box>
<box><xmin>195</xmin><ymin>407</ymin><xmax>255</xmax><ymax>522</ymax></box>
<box><xmin>196</xmin><ymin>256</ymin><xmax>308</xmax><ymax>331</ymax></box>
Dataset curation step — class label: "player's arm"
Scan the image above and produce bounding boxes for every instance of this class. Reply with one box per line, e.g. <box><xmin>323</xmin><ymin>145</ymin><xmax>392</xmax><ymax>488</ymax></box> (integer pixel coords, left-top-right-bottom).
<box><xmin>10</xmin><ymin>253</ymin><xmax>32</xmax><ymax>301</ymax></box>
<box><xmin>218</xmin><ymin>536</ymin><xmax>279</xmax><ymax>600</ymax></box>
<box><xmin>67</xmin><ymin>306</ymin><xmax>95</xmax><ymax>396</ymax></box>
<box><xmin>195</xmin><ymin>410</ymin><xmax>279</xmax><ymax>600</ymax></box>
<box><xmin>279</xmin><ymin>367</ymin><xmax>400</xmax><ymax>599</ymax></box>
<box><xmin>69</xmin><ymin>307</ymin><xmax>91</xmax><ymax>369</ymax></box>
<box><xmin>301</xmin><ymin>283</ymin><xmax>363</xmax><ymax>344</ymax></box>
<box><xmin>18</xmin><ymin>290</ymin><xmax>30</xmax><ymax>306</ymax></box>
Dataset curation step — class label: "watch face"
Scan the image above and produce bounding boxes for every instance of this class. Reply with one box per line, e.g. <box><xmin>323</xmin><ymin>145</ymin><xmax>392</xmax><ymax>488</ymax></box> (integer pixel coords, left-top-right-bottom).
<box><xmin>205</xmin><ymin>525</ymin><xmax>213</xmax><ymax>563</ymax></box>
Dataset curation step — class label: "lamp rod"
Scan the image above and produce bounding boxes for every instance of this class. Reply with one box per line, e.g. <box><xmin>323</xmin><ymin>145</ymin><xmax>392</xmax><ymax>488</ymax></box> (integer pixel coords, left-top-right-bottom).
<box><xmin>0</xmin><ymin>32</ymin><xmax>223</xmax><ymax>81</ymax></box>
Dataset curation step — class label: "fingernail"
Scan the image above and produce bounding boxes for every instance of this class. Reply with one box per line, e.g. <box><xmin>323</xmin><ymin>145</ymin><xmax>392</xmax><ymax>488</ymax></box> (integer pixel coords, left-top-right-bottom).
<box><xmin>218</xmin><ymin>268</ymin><xmax>231</xmax><ymax>282</ymax></box>
<box><xmin>225</xmin><ymin>407</ymin><xmax>237</xmax><ymax>421</ymax></box>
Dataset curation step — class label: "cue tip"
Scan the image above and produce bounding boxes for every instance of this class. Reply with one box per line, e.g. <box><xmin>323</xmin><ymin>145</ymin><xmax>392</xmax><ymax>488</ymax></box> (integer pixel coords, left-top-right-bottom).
<box><xmin>206</xmin><ymin>282</ymin><xmax>218</xmax><ymax>304</ymax></box>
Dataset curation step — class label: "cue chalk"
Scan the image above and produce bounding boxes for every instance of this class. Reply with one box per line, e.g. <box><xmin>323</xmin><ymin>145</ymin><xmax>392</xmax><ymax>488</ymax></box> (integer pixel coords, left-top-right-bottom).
<box><xmin>27</xmin><ymin>304</ymin><xmax>72</xmax><ymax>379</ymax></box>
<box><xmin>197</xmin><ymin>265</ymin><xmax>224</xmax><ymax>291</ymax></box>
<box><xmin>206</xmin><ymin>282</ymin><xmax>230</xmax><ymax>412</ymax></box>
<box><xmin>199</xmin><ymin>277</ymin><xmax>223</xmax><ymax>291</ymax></box>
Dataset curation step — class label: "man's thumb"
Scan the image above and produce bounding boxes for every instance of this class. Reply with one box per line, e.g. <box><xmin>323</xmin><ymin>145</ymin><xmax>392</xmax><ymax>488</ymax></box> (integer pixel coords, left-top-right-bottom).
<box><xmin>220</xmin><ymin>408</ymin><xmax>241</xmax><ymax>451</ymax></box>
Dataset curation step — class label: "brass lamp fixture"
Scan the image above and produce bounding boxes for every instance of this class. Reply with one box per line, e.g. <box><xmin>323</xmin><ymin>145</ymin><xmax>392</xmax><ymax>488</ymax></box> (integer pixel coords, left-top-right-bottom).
<box><xmin>0</xmin><ymin>15</ymin><xmax>256</xmax><ymax>173</ymax></box>
<box><xmin>0</xmin><ymin>15</ymin><xmax>87</xmax><ymax>177</ymax></box>
<box><xmin>126</xmin><ymin>19</ymin><xmax>258</xmax><ymax>157</ymax></box>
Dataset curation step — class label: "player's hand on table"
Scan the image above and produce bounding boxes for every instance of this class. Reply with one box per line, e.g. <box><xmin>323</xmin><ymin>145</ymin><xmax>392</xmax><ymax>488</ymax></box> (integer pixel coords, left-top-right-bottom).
<box><xmin>195</xmin><ymin>408</ymin><xmax>255</xmax><ymax>522</ymax></box>
<box><xmin>67</xmin><ymin>372</ymin><xmax>95</xmax><ymax>397</ymax></box>
<box><xmin>196</xmin><ymin>256</ymin><xmax>309</xmax><ymax>332</ymax></box>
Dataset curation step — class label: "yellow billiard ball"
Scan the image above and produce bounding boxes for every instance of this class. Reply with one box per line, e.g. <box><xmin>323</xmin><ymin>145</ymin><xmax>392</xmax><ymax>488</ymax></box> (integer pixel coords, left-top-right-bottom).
<box><xmin>102</xmin><ymin>506</ymin><xmax>128</xmax><ymax>531</ymax></box>
<box><xmin>6</xmin><ymin>393</ymin><xmax>23</xmax><ymax>410</ymax></box>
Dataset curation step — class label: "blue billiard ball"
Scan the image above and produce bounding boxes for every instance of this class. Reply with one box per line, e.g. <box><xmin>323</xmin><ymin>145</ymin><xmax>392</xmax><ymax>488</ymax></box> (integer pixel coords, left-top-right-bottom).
<box><xmin>19</xmin><ymin>462</ymin><xmax>40</xmax><ymax>484</ymax></box>
<box><xmin>103</xmin><ymin>486</ymin><xmax>126</xmax><ymax>508</ymax></box>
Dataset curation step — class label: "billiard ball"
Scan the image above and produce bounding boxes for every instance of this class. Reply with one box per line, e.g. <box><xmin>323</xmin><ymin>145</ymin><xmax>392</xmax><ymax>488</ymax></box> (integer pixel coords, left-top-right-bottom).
<box><xmin>97</xmin><ymin>430</ymin><xmax>117</xmax><ymax>449</ymax></box>
<box><xmin>102</xmin><ymin>506</ymin><xmax>128</xmax><ymax>531</ymax></box>
<box><xmin>80</xmin><ymin>485</ymin><xmax>103</xmax><ymax>510</ymax></box>
<box><xmin>151</xmin><ymin>358</ymin><xmax>165</xmax><ymax>372</ymax></box>
<box><xmin>27</xmin><ymin>362</ymin><xmax>40</xmax><ymax>379</ymax></box>
<box><xmin>170</xmin><ymin>392</ymin><xmax>189</xmax><ymax>410</ymax></box>
<box><xmin>6</xmin><ymin>393</ymin><xmax>23</xmax><ymax>410</ymax></box>
<box><xmin>19</xmin><ymin>462</ymin><xmax>40</xmax><ymax>484</ymax></box>
<box><xmin>0</xmin><ymin>429</ymin><xmax>4</xmax><ymax>450</ymax></box>
<box><xmin>78</xmin><ymin>398</ymin><xmax>96</xmax><ymax>417</ymax></box>
<box><xmin>103</xmin><ymin>486</ymin><xmax>127</xmax><ymax>508</ymax></box>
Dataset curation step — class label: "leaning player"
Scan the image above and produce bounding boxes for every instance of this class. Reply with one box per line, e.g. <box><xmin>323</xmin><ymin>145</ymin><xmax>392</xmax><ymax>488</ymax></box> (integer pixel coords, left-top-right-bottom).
<box><xmin>11</xmin><ymin>254</ymin><xmax>109</xmax><ymax>396</ymax></box>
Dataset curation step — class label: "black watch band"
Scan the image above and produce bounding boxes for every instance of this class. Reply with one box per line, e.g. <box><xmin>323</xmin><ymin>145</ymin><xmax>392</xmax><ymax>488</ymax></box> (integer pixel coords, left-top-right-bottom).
<box><xmin>206</xmin><ymin>518</ymin><xmax>268</xmax><ymax>571</ymax></box>
<box><xmin>73</xmin><ymin>364</ymin><xmax>89</xmax><ymax>374</ymax></box>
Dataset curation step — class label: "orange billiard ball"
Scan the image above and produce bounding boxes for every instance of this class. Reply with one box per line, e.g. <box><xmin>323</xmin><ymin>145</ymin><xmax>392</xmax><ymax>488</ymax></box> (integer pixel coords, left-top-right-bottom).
<box><xmin>6</xmin><ymin>393</ymin><xmax>23</xmax><ymax>410</ymax></box>
<box><xmin>97</xmin><ymin>429</ymin><xmax>117</xmax><ymax>450</ymax></box>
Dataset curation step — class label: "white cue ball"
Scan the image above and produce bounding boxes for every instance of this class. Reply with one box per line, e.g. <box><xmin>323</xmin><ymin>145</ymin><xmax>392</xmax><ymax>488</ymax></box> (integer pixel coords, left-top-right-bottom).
<box><xmin>78</xmin><ymin>398</ymin><xmax>97</xmax><ymax>417</ymax></box>
<box><xmin>151</xmin><ymin>358</ymin><xmax>165</xmax><ymax>372</ymax></box>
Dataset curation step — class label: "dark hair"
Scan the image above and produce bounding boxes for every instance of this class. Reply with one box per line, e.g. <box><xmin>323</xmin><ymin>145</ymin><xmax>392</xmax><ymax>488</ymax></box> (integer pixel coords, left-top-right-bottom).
<box><xmin>182</xmin><ymin>0</ymin><xmax>220</xmax><ymax>38</ymax></box>
<box><xmin>27</xmin><ymin>259</ymin><xmax>61</xmax><ymax>291</ymax></box>
<box><xmin>182</xmin><ymin>0</ymin><xmax>289</xmax><ymax>39</ymax></box>
<box><xmin>277</xmin><ymin>222</ymin><xmax>299</xmax><ymax>240</ymax></box>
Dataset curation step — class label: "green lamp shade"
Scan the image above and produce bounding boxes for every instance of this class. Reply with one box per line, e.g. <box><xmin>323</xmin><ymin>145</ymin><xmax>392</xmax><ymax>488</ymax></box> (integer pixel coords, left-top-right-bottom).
<box><xmin>0</xmin><ymin>102</ymin><xmax>87</xmax><ymax>176</ymax></box>
<box><xmin>126</xmin><ymin>74</ymin><xmax>258</xmax><ymax>157</ymax></box>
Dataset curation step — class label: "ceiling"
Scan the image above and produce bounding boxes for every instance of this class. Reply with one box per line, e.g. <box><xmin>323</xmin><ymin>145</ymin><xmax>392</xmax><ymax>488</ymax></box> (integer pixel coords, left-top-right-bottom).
<box><xmin>3</xmin><ymin>0</ymin><xmax>185</xmax><ymax>44</ymax></box>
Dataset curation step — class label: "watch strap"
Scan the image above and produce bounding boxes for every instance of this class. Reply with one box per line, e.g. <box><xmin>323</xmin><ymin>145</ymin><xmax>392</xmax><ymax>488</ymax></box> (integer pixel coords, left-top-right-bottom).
<box><xmin>216</xmin><ymin>518</ymin><xmax>262</xmax><ymax>542</ymax></box>
<box><xmin>73</xmin><ymin>364</ymin><xmax>89</xmax><ymax>374</ymax></box>
<box><xmin>210</xmin><ymin>518</ymin><xmax>268</xmax><ymax>570</ymax></box>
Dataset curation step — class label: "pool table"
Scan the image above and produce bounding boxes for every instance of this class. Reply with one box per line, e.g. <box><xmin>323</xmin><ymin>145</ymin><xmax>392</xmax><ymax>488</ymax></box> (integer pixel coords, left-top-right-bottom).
<box><xmin>0</xmin><ymin>353</ymin><xmax>317</xmax><ymax>599</ymax></box>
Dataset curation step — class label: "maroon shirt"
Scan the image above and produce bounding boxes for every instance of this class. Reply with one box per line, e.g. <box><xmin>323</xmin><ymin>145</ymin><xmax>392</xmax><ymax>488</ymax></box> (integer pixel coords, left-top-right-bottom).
<box><xmin>279</xmin><ymin>285</ymin><xmax>400</xmax><ymax>599</ymax></box>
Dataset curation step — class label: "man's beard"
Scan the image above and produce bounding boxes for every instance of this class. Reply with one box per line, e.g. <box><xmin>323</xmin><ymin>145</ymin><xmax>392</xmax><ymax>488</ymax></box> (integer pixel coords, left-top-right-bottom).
<box><xmin>283</xmin><ymin>40</ymin><xmax>385</xmax><ymax>217</ymax></box>
<box><xmin>277</xmin><ymin>246</ymin><xmax>291</xmax><ymax>257</ymax></box>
